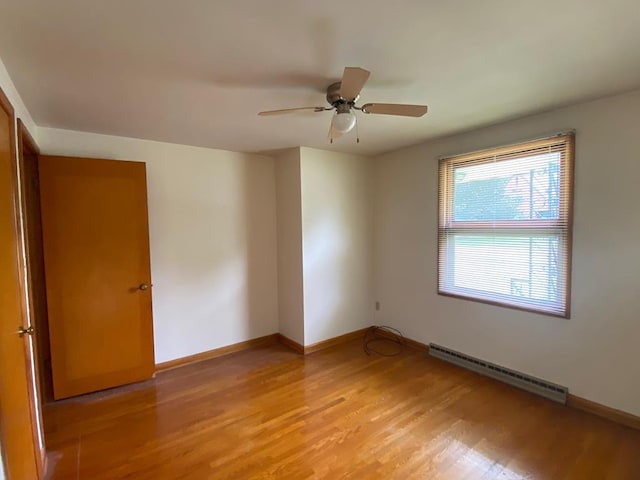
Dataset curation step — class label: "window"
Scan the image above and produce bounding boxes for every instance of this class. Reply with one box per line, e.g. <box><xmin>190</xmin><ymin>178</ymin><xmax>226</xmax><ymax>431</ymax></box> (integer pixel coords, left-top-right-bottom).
<box><xmin>438</xmin><ymin>133</ymin><xmax>574</xmax><ymax>317</ymax></box>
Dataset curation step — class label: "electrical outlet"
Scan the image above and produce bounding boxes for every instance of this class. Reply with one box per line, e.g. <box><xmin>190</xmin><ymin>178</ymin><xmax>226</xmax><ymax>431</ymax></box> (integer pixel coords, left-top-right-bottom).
<box><xmin>375</xmin><ymin>301</ymin><xmax>380</xmax><ymax>311</ymax></box>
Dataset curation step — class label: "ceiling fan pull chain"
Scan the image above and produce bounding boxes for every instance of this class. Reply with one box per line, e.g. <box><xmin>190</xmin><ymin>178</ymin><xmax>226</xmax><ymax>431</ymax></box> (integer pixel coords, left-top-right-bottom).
<box><xmin>355</xmin><ymin>117</ymin><xmax>360</xmax><ymax>144</ymax></box>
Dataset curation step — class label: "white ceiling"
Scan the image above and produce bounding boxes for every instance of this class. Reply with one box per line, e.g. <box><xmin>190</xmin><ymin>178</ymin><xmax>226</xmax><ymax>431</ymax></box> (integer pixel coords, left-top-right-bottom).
<box><xmin>1</xmin><ymin>0</ymin><xmax>639</xmax><ymax>156</ymax></box>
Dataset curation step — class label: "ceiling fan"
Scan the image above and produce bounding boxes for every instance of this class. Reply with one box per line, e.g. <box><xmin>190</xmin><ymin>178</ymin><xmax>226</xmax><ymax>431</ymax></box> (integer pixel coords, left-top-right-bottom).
<box><xmin>258</xmin><ymin>67</ymin><xmax>428</xmax><ymax>143</ymax></box>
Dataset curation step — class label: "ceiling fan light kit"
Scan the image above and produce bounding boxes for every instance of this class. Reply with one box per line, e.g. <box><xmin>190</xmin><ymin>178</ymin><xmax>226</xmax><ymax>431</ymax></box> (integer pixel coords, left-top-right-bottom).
<box><xmin>258</xmin><ymin>67</ymin><xmax>428</xmax><ymax>144</ymax></box>
<box><xmin>331</xmin><ymin>106</ymin><xmax>357</xmax><ymax>134</ymax></box>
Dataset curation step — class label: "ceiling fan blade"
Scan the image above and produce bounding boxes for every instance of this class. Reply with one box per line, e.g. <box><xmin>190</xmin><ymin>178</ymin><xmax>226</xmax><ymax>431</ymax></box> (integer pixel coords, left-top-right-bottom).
<box><xmin>258</xmin><ymin>107</ymin><xmax>327</xmax><ymax>116</ymax></box>
<box><xmin>340</xmin><ymin>67</ymin><xmax>371</xmax><ymax>101</ymax></box>
<box><xmin>361</xmin><ymin>103</ymin><xmax>428</xmax><ymax>117</ymax></box>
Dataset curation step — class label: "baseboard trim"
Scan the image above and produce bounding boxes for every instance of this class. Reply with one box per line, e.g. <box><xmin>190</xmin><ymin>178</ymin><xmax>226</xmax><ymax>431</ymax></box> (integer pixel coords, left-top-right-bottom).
<box><xmin>156</xmin><ymin>328</ymin><xmax>370</xmax><ymax>371</ymax></box>
<box><xmin>403</xmin><ymin>336</ymin><xmax>429</xmax><ymax>353</ymax></box>
<box><xmin>276</xmin><ymin>334</ymin><xmax>305</xmax><ymax>354</ymax></box>
<box><xmin>413</xmin><ymin>336</ymin><xmax>638</xmax><ymax>431</ymax></box>
<box><xmin>303</xmin><ymin>328</ymin><xmax>370</xmax><ymax>354</ymax></box>
<box><xmin>567</xmin><ymin>394</ymin><xmax>640</xmax><ymax>431</ymax></box>
<box><xmin>373</xmin><ymin>327</ymin><xmax>429</xmax><ymax>353</ymax></box>
<box><xmin>278</xmin><ymin>328</ymin><xmax>371</xmax><ymax>355</ymax></box>
<box><xmin>402</xmin><ymin>335</ymin><xmax>639</xmax><ymax>431</ymax></box>
<box><xmin>156</xmin><ymin>329</ymin><xmax>638</xmax><ymax>431</ymax></box>
<box><xmin>155</xmin><ymin>334</ymin><xmax>279</xmax><ymax>372</ymax></box>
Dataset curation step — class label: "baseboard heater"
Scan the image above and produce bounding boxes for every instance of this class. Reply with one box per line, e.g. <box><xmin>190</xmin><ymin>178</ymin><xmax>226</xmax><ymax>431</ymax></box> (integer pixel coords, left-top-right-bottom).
<box><xmin>428</xmin><ymin>343</ymin><xmax>568</xmax><ymax>404</ymax></box>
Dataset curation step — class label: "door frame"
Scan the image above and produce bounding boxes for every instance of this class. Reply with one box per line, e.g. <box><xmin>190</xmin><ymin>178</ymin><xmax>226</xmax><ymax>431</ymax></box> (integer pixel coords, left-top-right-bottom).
<box><xmin>18</xmin><ymin>119</ymin><xmax>53</xmax><ymax>404</ymax></box>
<box><xmin>0</xmin><ymin>86</ymin><xmax>45</xmax><ymax>479</ymax></box>
<box><xmin>17</xmin><ymin>119</ymin><xmax>47</xmax><ymax>473</ymax></box>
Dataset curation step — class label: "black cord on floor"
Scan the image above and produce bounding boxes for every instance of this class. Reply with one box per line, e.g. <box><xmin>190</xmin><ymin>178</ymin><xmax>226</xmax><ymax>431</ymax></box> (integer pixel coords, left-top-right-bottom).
<box><xmin>363</xmin><ymin>325</ymin><xmax>406</xmax><ymax>356</ymax></box>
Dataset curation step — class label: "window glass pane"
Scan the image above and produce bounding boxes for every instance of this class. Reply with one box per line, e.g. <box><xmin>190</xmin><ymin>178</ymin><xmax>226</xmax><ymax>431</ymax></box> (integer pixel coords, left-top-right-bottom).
<box><xmin>445</xmin><ymin>233</ymin><xmax>563</xmax><ymax>307</ymax></box>
<box><xmin>453</xmin><ymin>153</ymin><xmax>561</xmax><ymax>222</ymax></box>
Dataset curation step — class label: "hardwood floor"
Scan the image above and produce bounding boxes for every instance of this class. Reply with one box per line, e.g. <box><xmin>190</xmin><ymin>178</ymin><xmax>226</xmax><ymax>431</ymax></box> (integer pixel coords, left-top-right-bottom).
<box><xmin>44</xmin><ymin>339</ymin><xmax>640</xmax><ymax>479</ymax></box>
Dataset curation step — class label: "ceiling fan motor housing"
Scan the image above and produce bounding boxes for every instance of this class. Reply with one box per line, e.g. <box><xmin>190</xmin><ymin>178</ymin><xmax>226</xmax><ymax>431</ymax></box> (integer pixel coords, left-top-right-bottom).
<box><xmin>326</xmin><ymin>82</ymin><xmax>358</xmax><ymax>106</ymax></box>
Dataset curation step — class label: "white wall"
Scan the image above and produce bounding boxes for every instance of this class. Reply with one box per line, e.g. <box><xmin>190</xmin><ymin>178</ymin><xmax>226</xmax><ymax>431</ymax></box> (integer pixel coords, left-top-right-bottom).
<box><xmin>374</xmin><ymin>89</ymin><xmax>640</xmax><ymax>416</ymax></box>
<box><xmin>37</xmin><ymin>128</ymin><xmax>279</xmax><ymax>363</ymax></box>
<box><xmin>274</xmin><ymin>148</ymin><xmax>304</xmax><ymax>344</ymax></box>
<box><xmin>300</xmin><ymin>147</ymin><xmax>374</xmax><ymax>345</ymax></box>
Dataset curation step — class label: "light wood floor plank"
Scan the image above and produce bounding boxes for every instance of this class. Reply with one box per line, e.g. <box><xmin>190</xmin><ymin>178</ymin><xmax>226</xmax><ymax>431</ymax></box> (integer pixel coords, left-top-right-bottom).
<box><xmin>44</xmin><ymin>340</ymin><xmax>640</xmax><ymax>479</ymax></box>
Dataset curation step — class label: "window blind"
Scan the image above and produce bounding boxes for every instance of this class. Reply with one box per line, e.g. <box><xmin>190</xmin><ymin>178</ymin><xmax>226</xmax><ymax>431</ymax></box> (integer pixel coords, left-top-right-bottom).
<box><xmin>437</xmin><ymin>133</ymin><xmax>574</xmax><ymax>317</ymax></box>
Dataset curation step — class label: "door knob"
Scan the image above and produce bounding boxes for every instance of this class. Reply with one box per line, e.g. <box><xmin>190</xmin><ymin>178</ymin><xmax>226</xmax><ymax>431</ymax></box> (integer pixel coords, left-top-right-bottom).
<box><xmin>18</xmin><ymin>325</ymin><xmax>34</xmax><ymax>337</ymax></box>
<box><xmin>138</xmin><ymin>283</ymin><xmax>151</xmax><ymax>291</ymax></box>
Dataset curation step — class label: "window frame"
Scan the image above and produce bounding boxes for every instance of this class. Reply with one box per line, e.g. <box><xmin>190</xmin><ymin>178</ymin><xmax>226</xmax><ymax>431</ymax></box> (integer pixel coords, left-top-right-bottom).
<box><xmin>437</xmin><ymin>133</ymin><xmax>575</xmax><ymax>318</ymax></box>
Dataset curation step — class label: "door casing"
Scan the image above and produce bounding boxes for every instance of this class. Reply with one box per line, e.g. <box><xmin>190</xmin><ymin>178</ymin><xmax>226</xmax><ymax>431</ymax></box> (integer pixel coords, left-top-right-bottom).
<box><xmin>0</xmin><ymin>88</ymin><xmax>44</xmax><ymax>479</ymax></box>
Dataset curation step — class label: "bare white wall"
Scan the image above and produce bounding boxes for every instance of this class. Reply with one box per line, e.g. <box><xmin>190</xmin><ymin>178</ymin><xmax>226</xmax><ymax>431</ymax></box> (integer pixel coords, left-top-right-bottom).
<box><xmin>300</xmin><ymin>147</ymin><xmax>374</xmax><ymax>345</ymax></box>
<box><xmin>274</xmin><ymin>148</ymin><xmax>304</xmax><ymax>344</ymax></box>
<box><xmin>37</xmin><ymin>128</ymin><xmax>279</xmax><ymax>363</ymax></box>
<box><xmin>374</xmin><ymin>89</ymin><xmax>640</xmax><ymax>416</ymax></box>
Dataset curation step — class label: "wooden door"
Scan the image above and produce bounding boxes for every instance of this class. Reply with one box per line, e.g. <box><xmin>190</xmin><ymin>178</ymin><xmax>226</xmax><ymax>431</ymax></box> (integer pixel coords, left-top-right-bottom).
<box><xmin>18</xmin><ymin>120</ymin><xmax>53</xmax><ymax>407</ymax></box>
<box><xmin>0</xmin><ymin>90</ymin><xmax>42</xmax><ymax>478</ymax></box>
<box><xmin>39</xmin><ymin>156</ymin><xmax>155</xmax><ymax>400</ymax></box>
